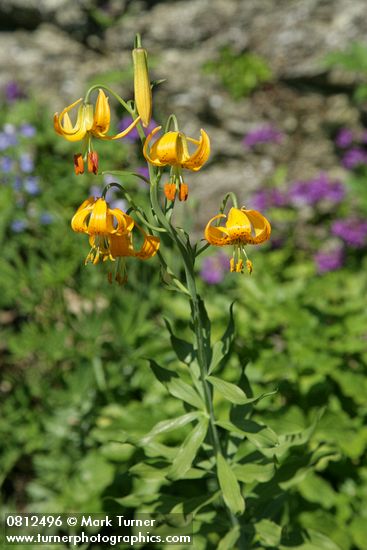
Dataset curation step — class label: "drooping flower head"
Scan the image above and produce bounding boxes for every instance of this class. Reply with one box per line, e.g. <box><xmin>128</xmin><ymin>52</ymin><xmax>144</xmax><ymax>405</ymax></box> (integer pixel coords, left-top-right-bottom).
<box><xmin>143</xmin><ymin>126</ymin><xmax>210</xmax><ymax>201</ymax></box>
<box><xmin>54</xmin><ymin>89</ymin><xmax>141</xmax><ymax>174</ymax></box>
<box><xmin>205</xmin><ymin>207</ymin><xmax>271</xmax><ymax>274</ymax></box>
<box><xmin>71</xmin><ymin>196</ymin><xmax>159</xmax><ymax>284</ymax></box>
<box><xmin>71</xmin><ymin>196</ymin><xmax>134</xmax><ymax>264</ymax></box>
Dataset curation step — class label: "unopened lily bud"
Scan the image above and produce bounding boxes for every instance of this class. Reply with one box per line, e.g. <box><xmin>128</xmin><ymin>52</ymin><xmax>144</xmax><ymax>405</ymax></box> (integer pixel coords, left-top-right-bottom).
<box><xmin>164</xmin><ymin>183</ymin><xmax>176</xmax><ymax>201</ymax></box>
<box><xmin>87</xmin><ymin>151</ymin><xmax>99</xmax><ymax>174</ymax></box>
<box><xmin>74</xmin><ymin>153</ymin><xmax>84</xmax><ymax>175</ymax></box>
<box><xmin>179</xmin><ymin>183</ymin><xmax>189</xmax><ymax>201</ymax></box>
<box><xmin>132</xmin><ymin>47</ymin><xmax>152</xmax><ymax>127</ymax></box>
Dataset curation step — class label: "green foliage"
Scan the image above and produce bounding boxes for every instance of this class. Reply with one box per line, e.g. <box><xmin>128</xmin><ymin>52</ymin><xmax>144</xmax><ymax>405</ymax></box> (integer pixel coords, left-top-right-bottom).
<box><xmin>324</xmin><ymin>42</ymin><xmax>367</xmax><ymax>102</ymax></box>
<box><xmin>1</xmin><ymin>73</ymin><xmax>367</xmax><ymax>550</ymax></box>
<box><xmin>203</xmin><ymin>47</ymin><xmax>272</xmax><ymax>99</ymax></box>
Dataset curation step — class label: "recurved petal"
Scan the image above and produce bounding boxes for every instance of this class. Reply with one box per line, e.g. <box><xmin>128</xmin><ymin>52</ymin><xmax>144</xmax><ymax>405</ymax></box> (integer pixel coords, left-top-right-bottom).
<box><xmin>57</xmin><ymin>102</ymin><xmax>94</xmax><ymax>142</ymax></box>
<box><xmin>244</xmin><ymin>209</ymin><xmax>271</xmax><ymax>244</ymax></box>
<box><xmin>135</xmin><ymin>233</ymin><xmax>160</xmax><ymax>259</ymax></box>
<box><xmin>143</xmin><ymin>126</ymin><xmax>166</xmax><ymax>166</ymax></box>
<box><xmin>92</xmin><ymin>89</ymin><xmax>110</xmax><ymax>136</ymax></box>
<box><xmin>181</xmin><ymin>129</ymin><xmax>210</xmax><ymax>171</ymax></box>
<box><xmin>71</xmin><ymin>197</ymin><xmax>96</xmax><ymax>233</ymax></box>
<box><xmin>99</xmin><ymin>115</ymin><xmax>141</xmax><ymax>140</ymax></box>
<box><xmin>204</xmin><ymin>213</ymin><xmax>231</xmax><ymax>246</ymax></box>
<box><xmin>109</xmin><ymin>209</ymin><xmax>135</xmax><ymax>234</ymax></box>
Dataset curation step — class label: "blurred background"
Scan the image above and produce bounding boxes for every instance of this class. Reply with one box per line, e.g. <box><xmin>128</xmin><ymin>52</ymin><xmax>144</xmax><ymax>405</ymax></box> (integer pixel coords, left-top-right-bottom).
<box><xmin>1</xmin><ymin>1</ymin><xmax>367</xmax><ymax>549</ymax></box>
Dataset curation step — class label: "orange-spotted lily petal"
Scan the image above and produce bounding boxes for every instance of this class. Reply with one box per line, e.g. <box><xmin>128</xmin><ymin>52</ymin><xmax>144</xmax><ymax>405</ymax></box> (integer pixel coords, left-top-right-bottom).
<box><xmin>109</xmin><ymin>226</ymin><xmax>160</xmax><ymax>260</ymax></box>
<box><xmin>143</xmin><ymin>127</ymin><xmax>210</xmax><ymax>171</ymax></box>
<box><xmin>71</xmin><ymin>197</ymin><xmax>134</xmax><ymax>236</ymax></box>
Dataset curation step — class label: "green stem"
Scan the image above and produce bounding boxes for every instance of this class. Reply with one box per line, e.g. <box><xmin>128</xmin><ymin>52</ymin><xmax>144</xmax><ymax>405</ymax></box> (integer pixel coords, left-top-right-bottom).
<box><xmin>149</xmin><ymin>178</ymin><xmax>222</xmax><ymax>465</ymax></box>
<box><xmin>84</xmin><ymin>84</ymin><xmax>133</xmax><ymax>115</ymax></box>
<box><xmin>142</xmin><ymin>134</ymin><xmax>237</xmax><ymax>528</ymax></box>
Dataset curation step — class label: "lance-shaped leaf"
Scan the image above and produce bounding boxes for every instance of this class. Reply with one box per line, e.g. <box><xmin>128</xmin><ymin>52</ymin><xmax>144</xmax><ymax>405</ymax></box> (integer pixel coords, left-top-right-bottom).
<box><xmin>218</xmin><ymin>525</ymin><xmax>241</xmax><ymax>550</ymax></box>
<box><xmin>168</xmin><ymin>379</ymin><xmax>204</xmax><ymax>409</ymax></box>
<box><xmin>169</xmin><ymin>417</ymin><xmax>209</xmax><ymax>480</ymax></box>
<box><xmin>164</xmin><ymin>318</ymin><xmax>196</xmax><ymax>365</ymax></box>
<box><xmin>140</xmin><ymin>412</ymin><xmax>201</xmax><ymax>444</ymax></box>
<box><xmin>149</xmin><ymin>359</ymin><xmax>204</xmax><ymax>409</ymax></box>
<box><xmin>217</xmin><ymin>453</ymin><xmax>245</xmax><ymax>516</ymax></box>
<box><xmin>208</xmin><ymin>302</ymin><xmax>235</xmax><ymax>375</ymax></box>
<box><xmin>207</xmin><ymin>375</ymin><xmax>250</xmax><ymax>405</ymax></box>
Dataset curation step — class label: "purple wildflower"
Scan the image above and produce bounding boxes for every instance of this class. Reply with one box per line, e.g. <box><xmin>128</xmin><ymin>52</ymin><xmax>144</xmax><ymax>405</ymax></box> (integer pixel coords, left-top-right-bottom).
<box><xmin>110</xmin><ymin>198</ymin><xmax>127</xmax><ymax>211</ymax></box>
<box><xmin>243</xmin><ymin>125</ymin><xmax>283</xmax><ymax>149</ymax></box>
<box><xmin>40</xmin><ymin>212</ymin><xmax>53</xmax><ymax>225</ymax></box>
<box><xmin>137</xmin><ymin>166</ymin><xmax>150</xmax><ymax>180</ymax></box>
<box><xmin>314</xmin><ymin>247</ymin><xmax>344</xmax><ymax>274</ymax></box>
<box><xmin>117</xmin><ymin>117</ymin><xmax>158</xmax><ymax>142</ymax></box>
<box><xmin>331</xmin><ymin>218</ymin><xmax>367</xmax><ymax>248</ymax></box>
<box><xmin>250</xmin><ymin>188</ymin><xmax>286</xmax><ymax>211</ymax></box>
<box><xmin>341</xmin><ymin>147</ymin><xmax>367</xmax><ymax>170</ymax></box>
<box><xmin>11</xmin><ymin>219</ymin><xmax>27</xmax><ymax>233</ymax></box>
<box><xmin>12</xmin><ymin>177</ymin><xmax>22</xmax><ymax>191</ymax></box>
<box><xmin>24</xmin><ymin>176</ymin><xmax>40</xmax><ymax>195</ymax></box>
<box><xmin>19</xmin><ymin>153</ymin><xmax>34</xmax><ymax>173</ymax></box>
<box><xmin>289</xmin><ymin>173</ymin><xmax>345</xmax><ymax>206</ymax></box>
<box><xmin>0</xmin><ymin>126</ymin><xmax>18</xmax><ymax>150</ymax></box>
<box><xmin>5</xmin><ymin>81</ymin><xmax>24</xmax><ymax>103</ymax></box>
<box><xmin>19</xmin><ymin>124</ymin><xmax>36</xmax><ymax>138</ymax></box>
<box><xmin>89</xmin><ymin>185</ymin><xmax>102</xmax><ymax>198</ymax></box>
<box><xmin>1</xmin><ymin>156</ymin><xmax>14</xmax><ymax>173</ymax></box>
<box><xmin>200</xmin><ymin>252</ymin><xmax>230</xmax><ymax>285</ymax></box>
<box><xmin>335</xmin><ymin>128</ymin><xmax>354</xmax><ymax>148</ymax></box>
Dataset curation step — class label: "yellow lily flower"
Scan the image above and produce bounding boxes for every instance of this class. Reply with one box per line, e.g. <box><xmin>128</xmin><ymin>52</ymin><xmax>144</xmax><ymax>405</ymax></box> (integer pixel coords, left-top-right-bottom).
<box><xmin>143</xmin><ymin>126</ymin><xmax>210</xmax><ymax>171</ymax></box>
<box><xmin>205</xmin><ymin>207</ymin><xmax>271</xmax><ymax>274</ymax></box>
<box><xmin>87</xmin><ymin>223</ymin><xmax>159</xmax><ymax>284</ymax></box>
<box><xmin>54</xmin><ymin>89</ymin><xmax>140</xmax><ymax>143</ymax></box>
<box><xmin>71</xmin><ymin>197</ymin><xmax>134</xmax><ymax>236</ymax></box>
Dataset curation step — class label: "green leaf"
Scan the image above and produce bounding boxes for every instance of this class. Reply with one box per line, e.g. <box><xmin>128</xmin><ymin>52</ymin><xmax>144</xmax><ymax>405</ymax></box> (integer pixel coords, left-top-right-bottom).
<box><xmin>140</xmin><ymin>412</ymin><xmax>201</xmax><ymax>444</ymax></box>
<box><xmin>168</xmin><ymin>379</ymin><xmax>204</xmax><ymax>409</ymax></box>
<box><xmin>208</xmin><ymin>302</ymin><xmax>235</xmax><ymax>375</ymax></box>
<box><xmin>207</xmin><ymin>376</ymin><xmax>249</xmax><ymax>404</ymax></box>
<box><xmin>218</xmin><ymin>525</ymin><xmax>241</xmax><ymax>550</ymax></box>
<box><xmin>350</xmin><ymin>516</ymin><xmax>367</xmax><ymax>548</ymax></box>
<box><xmin>171</xmin><ymin>491</ymin><xmax>221</xmax><ymax>517</ymax></box>
<box><xmin>149</xmin><ymin>359</ymin><xmax>203</xmax><ymax>409</ymax></box>
<box><xmin>169</xmin><ymin>417</ymin><xmax>209</xmax><ymax>480</ymax></box>
<box><xmin>216</xmin><ymin>453</ymin><xmax>245</xmax><ymax>516</ymax></box>
<box><xmin>280</xmin><ymin>529</ymin><xmax>343</xmax><ymax>550</ymax></box>
<box><xmin>232</xmin><ymin>461</ymin><xmax>275</xmax><ymax>483</ymax></box>
<box><xmin>164</xmin><ymin>318</ymin><xmax>196</xmax><ymax>364</ymax></box>
<box><xmin>149</xmin><ymin>359</ymin><xmax>178</xmax><ymax>384</ymax></box>
<box><xmin>256</xmin><ymin>519</ymin><xmax>282</xmax><ymax>547</ymax></box>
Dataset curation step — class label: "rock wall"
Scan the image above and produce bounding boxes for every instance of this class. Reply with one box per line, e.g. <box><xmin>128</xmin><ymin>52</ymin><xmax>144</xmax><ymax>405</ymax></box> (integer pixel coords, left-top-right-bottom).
<box><xmin>1</xmin><ymin>0</ymin><xmax>366</xmax><ymax>216</ymax></box>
